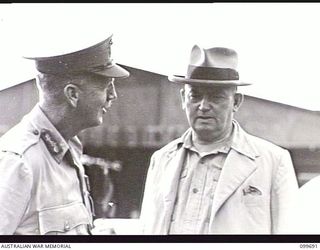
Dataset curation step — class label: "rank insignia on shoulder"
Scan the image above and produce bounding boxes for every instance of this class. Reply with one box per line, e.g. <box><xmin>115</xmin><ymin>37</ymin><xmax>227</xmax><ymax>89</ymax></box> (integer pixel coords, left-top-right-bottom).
<box><xmin>40</xmin><ymin>129</ymin><xmax>62</xmax><ymax>155</ymax></box>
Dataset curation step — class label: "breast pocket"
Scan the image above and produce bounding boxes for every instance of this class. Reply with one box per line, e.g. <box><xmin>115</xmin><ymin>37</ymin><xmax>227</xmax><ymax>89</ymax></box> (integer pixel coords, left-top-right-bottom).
<box><xmin>38</xmin><ymin>202</ymin><xmax>92</xmax><ymax>235</ymax></box>
<box><xmin>241</xmin><ymin>185</ymin><xmax>269</xmax><ymax>207</ymax></box>
<box><xmin>242</xmin><ymin>194</ymin><xmax>268</xmax><ymax>207</ymax></box>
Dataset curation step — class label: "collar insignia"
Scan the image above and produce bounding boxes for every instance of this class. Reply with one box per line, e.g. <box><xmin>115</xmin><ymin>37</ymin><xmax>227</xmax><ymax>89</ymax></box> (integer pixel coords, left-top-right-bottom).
<box><xmin>40</xmin><ymin>129</ymin><xmax>62</xmax><ymax>155</ymax></box>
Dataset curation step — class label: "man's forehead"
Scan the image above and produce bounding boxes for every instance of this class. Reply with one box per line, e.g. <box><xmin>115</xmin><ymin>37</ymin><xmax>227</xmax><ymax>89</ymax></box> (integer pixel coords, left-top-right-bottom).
<box><xmin>101</xmin><ymin>76</ymin><xmax>115</xmax><ymax>87</ymax></box>
<box><xmin>77</xmin><ymin>73</ymin><xmax>114</xmax><ymax>90</ymax></box>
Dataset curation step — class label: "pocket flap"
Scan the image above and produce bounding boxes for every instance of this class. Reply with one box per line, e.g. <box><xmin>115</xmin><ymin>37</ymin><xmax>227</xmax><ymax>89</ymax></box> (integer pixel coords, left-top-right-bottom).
<box><xmin>39</xmin><ymin>202</ymin><xmax>91</xmax><ymax>234</ymax></box>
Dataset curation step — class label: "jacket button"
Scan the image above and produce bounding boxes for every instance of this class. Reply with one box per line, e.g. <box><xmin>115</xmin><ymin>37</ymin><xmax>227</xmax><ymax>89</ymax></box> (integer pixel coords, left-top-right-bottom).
<box><xmin>53</xmin><ymin>146</ymin><xmax>60</xmax><ymax>153</ymax></box>
<box><xmin>192</xmin><ymin>188</ymin><xmax>198</xmax><ymax>194</ymax></box>
<box><xmin>33</xmin><ymin>129</ymin><xmax>39</xmax><ymax>135</ymax></box>
<box><xmin>64</xmin><ymin>221</ymin><xmax>70</xmax><ymax>231</ymax></box>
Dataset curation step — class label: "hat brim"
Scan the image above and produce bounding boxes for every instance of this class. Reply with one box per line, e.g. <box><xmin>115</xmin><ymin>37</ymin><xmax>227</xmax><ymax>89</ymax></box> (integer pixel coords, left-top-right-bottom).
<box><xmin>93</xmin><ymin>63</ymin><xmax>130</xmax><ymax>78</ymax></box>
<box><xmin>168</xmin><ymin>75</ymin><xmax>252</xmax><ymax>86</ymax></box>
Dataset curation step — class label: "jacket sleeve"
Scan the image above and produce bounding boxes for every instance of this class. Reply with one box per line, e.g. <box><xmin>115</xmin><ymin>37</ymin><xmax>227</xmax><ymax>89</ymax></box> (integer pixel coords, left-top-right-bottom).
<box><xmin>0</xmin><ymin>152</ymin><xmax>33</xmax><ymax>234</ymax></box>
<box><xmin>139</xmin><ymin>152</ymin><xmax>157</xmax><ymax>234</ymax></box>
<box><xmin>271</xmin><ymin>149</ymin><xmax>299</xmax><ymax>234</ymax></box>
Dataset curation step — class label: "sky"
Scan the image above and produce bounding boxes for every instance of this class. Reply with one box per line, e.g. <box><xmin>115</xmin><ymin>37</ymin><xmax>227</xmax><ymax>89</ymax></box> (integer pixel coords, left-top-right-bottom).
<box><xmin>1</xmin><ymin>3</ymin><xmax>320</xmax><ymax>111</ymax></box>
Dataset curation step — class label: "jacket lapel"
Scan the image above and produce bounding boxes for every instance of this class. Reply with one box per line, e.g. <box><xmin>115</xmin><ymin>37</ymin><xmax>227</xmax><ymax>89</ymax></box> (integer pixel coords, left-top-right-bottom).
<box><xmin>210</xmin><ymin>149</ymin><xmax>257</xmax><ymax>218</ymax></box>
<box><xmin>210</xmin><ymin>122</ymin><xmax>260</xmax><ymax>220</ymax></box>
<box><xmin>161</xmin><ymin>146</ymin><xmax>187</xmax><ymax>232</ymax></box>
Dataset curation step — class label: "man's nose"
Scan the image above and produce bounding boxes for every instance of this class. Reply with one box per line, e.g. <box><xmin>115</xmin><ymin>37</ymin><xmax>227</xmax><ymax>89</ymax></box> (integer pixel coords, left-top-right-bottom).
<box><xmin>107</xmin><ymin>84</ymin><xmax>117</xmax><ymax>102</ymax></box>
<box><xmin>198</xmin><ymin>96</ymin><xmax>211</xmax><ymax>111</ymax></box>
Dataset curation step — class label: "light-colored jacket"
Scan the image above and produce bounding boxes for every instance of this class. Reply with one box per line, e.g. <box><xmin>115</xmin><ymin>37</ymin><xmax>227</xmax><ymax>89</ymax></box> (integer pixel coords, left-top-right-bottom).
<box><xmin>0</xmin><ymin>105</ymin><xmax>93</xmax><ymax>235</ymax></box>
<box><xmin>140</xmin><ymin>121</ymin><xmax>298</xmax><ymax>234</ymax></box>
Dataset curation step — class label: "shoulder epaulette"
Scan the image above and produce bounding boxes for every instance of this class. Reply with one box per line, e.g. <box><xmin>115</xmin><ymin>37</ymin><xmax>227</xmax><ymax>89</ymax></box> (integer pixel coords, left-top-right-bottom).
<box><xmin>0</xmin><ymin>122</ymin><xmax>41</xmax><ymax>156</ymax></box>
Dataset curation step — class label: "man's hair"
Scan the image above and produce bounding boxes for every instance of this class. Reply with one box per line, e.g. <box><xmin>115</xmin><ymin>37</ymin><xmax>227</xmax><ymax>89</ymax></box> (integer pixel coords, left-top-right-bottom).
<box><xmin>36</xmin><ymin>73</ymin><xmax>73</xmax><ymax>101</ymax></box>
<box><xmin>36</xmin><ymin>72</ymin><xmax>108</xmax><ymax>105</ymax></box>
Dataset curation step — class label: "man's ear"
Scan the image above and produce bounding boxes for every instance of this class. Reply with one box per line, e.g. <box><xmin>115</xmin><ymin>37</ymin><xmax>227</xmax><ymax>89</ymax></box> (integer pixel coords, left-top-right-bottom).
<box><xmin>233</xmin><ymin>93</ymin><xmax>244</xmax><ymax>112</ymax></box>
<box><xmin>64</xmin><ymin>84</ymin><xmax>80</xmax><ymax>108</ymax></box>
<box><xmin>180</xmin><ymin>88</ymin><xmax>186</xmax><ymax>110</ymax></box>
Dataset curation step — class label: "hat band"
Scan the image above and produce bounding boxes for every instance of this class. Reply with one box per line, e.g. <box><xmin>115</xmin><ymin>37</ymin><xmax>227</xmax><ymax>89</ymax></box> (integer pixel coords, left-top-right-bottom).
<box><xmin>187</xmin><ymin>65</ymin><xmax>239</xmax><ymax>81</ymax></box>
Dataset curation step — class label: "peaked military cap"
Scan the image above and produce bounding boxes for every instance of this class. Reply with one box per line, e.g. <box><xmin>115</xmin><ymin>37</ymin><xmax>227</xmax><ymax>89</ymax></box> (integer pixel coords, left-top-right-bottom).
<box><xmin>23</xmin><ymin>34</ymin><xmax>129</xmax><ymax>78</ymax></box>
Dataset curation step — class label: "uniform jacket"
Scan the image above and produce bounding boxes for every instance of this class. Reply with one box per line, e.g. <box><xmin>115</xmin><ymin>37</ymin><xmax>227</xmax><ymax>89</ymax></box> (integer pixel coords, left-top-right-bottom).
<box><xmin>140</xmin><ymin>121</ymin><xmax>298</xmax><ymax>234</ymax></box>
<box><xmin>0</xmin><ymin>105</ymin><xmax>93</xmax><ymax>235</ymax></box>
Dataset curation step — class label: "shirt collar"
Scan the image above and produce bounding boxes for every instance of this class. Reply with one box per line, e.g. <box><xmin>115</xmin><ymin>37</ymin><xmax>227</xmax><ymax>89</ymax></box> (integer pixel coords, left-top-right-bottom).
<box><xmin>179</xmin><ymin>120</ymin><xmax>259</xmax><ymax>160</ymax></box>
<box><xmin>181</xmin><ymin>128</ymin><xmax>233</xmax><ymax>155</ymax></box>
<box><xmin>27</xmin><ymin>104</ymin><xmax>82</xmax><ymax>164</ymax></box>
<box><xmin>230</xmin><ymin>120</ymin><xmax>259</xmax><ymax>160</ymax></box>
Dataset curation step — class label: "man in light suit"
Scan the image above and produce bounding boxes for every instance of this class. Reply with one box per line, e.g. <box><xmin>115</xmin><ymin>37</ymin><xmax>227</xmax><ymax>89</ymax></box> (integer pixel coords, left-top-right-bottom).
<box><xmin>140</xmin><ymin>45</ymin><xmax>298</xmax><ymax>234</ymax></box>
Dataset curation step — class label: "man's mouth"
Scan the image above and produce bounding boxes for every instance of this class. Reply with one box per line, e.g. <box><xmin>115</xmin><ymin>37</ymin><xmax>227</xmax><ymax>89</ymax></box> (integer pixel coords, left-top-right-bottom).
<box><xmin>197</xmin><ymin>116</ymin><xmax>214</xmax><ymax>120</ymax></box>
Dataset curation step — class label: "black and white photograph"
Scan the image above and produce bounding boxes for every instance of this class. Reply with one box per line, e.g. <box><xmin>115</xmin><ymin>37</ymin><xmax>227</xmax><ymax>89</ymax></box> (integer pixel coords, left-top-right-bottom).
<box><xmin>0</xmin><ymin>2</ymin><xmax>320</xmax><ymax>248</ymax></box>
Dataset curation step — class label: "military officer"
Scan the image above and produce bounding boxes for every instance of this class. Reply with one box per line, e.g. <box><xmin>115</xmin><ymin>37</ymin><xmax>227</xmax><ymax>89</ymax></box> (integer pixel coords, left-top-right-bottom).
<box><xmin>0</xmin><ymin>33</ymin><xmax>130</xmax><ymax>235</ymax></box>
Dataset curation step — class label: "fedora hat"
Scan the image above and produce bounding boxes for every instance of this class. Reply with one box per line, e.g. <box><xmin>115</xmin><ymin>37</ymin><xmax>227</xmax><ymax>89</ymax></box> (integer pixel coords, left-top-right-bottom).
<box><xmin>23</xmin><ymin>34</ymin><xmax>129</xmax><ymax>79</ymax></box>
<box><xmin>168</xmin><ymin>45</ymin><xmax>251</xmax><ymax>86</ymax></box>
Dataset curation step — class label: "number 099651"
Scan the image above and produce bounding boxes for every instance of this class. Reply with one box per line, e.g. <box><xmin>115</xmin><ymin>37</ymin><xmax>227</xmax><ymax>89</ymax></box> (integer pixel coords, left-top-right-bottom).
<box><xmin>300</xmin><ymin>244</ymin><xmax>318</xmax><ymax>248</ymax></box>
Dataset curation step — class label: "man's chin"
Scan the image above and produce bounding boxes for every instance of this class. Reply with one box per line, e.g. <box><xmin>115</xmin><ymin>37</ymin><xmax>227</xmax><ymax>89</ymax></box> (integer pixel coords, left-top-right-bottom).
<box><xmin>194</xmin><ymin>125</ymin><xmax>215</xmax><ymax>134</ymax></box>
<box><xmin>86</xmin><ymin>118</ymin><xmax>104</xmax><ymax>129</ymax></box>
